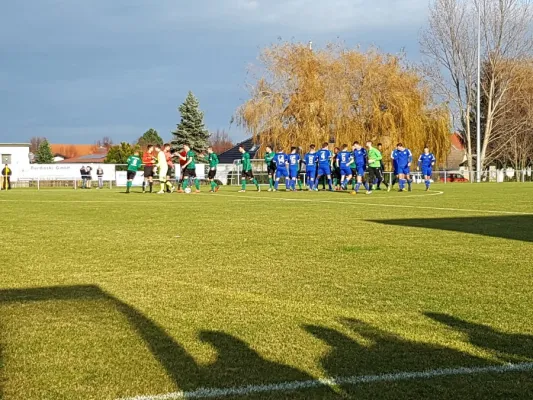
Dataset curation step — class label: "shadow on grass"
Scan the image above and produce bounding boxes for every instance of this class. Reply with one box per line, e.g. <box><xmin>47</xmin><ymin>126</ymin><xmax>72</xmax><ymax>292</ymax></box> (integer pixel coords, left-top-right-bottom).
<box><xmin>0</xmin><ymin>285</ymin><xmax>329</xmax><ymax>398</ymax></box>
<box><xmin>368</xmin><ymin>215</ymin><xmax>533</xmax><ymax>242</ymax></box>
<box><xmin>425</xmin><ymin>312</ymin><xmax>533</xmax><ymax>363</ymax></box>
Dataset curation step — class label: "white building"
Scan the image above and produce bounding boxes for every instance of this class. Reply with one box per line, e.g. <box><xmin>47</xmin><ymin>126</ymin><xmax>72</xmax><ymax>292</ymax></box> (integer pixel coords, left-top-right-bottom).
<box><xmin>0</xmin><ymin>143</ymin><xmax>31</xmax><ymax>181</ymax></box>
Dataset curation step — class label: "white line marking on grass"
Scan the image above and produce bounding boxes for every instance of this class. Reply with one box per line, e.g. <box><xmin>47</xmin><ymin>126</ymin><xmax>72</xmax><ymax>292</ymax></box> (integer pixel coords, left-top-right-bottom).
<box><xmin>215</xmin><ymin>194</ymin><xmax>533</xmax><ymax>215</ymax></box>
<box><xmin>117</xmin><ymin>362</ymin><xmax>533</xmax><ymax>400</ymax></box>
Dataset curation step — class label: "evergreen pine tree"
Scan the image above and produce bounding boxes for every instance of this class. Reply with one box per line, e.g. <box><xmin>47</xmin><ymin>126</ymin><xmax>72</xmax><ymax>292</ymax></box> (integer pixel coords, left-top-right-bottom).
<box><xmin>35</xmin><ymin>139</ymin><xmax>54</xmax><ymax>164</ymax></box>
<box><xmin>171</xmin><ymin>91</ymin><xmax>210</xmax><ymax>154</ymax></box>
<box><xmin>137</xmin><ymin>128</ymin><xmax>164</xmax><ymax>148</ymax></box>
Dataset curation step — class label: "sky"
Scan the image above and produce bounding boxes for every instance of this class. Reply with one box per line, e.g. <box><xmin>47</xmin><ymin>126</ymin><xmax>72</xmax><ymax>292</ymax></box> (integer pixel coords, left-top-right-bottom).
<box><xmin>0</xmin><ymin>0</ymin><xmax>430</xmax><ymax>145</ymax></box>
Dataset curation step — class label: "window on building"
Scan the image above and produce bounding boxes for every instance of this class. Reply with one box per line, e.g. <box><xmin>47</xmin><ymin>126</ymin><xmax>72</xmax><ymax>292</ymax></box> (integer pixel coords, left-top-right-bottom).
<box><xmin>1</xmin><ymin>154</ymin><xmax>12</xmax><ymax>164</ymax></box>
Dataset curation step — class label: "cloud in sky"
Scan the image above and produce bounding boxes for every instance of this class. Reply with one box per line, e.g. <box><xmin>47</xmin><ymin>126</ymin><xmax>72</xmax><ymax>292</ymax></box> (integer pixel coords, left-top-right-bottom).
<box><xmin>0</xmin><ymin>0</ymin><xmax>429</xmax><ymax>144</ymax></box>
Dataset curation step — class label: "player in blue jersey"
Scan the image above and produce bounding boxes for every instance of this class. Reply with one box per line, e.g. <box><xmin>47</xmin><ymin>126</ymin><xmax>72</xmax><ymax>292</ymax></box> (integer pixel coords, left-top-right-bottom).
<box><xmin>288</xmin><ymin>147</ymin><xmax>301</xmax><ymax>192</ymax></box>
<box><xmin>336</xmin><ymin>144</ymin><xmax>354</xmax><ymax>190</ymax></box>
<box><xmin>351</xmin><ymin>141</ymin><xmax>371</xmax><ymax>195</ymax></box>
<box><xmin>273</xmin><ymin>147</ymin><xmax>289</xmax><ymax>191</ymax></box>
<box><xmin>392</xmin><ymin>143</ymin><xmax>413</xmax><ymax>192</ymax></box>
<box><xmin>418</xmin><ymin>147</ymin><xmax>436</xmax><ymax>191</ymax></box>
<box><xmin>303</xmin><ymin>144</ymin><xmax>318</xmax><ymax>191</ymax></box>
<box><xmin>316</xmin><ymin>142</ymin><xmax>333</xmax><ymax>191</ymax></box>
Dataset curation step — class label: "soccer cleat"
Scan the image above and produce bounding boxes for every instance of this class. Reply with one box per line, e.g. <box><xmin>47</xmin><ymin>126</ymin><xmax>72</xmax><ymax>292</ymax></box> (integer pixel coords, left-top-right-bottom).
<box><xmin>194</xmin><ymin>190</ymin><xmax>201</xmax><ymax>194</ymax></box>
<box><xmin>257</xmin><ymin>186</ymin><xmax>261</xmax><ymax>192</ymax></box>
<box><xmin>215</xmin><ymin>186</ymin><xmax>219</xmax><ymax>192</ymax></box>
<box><xmin>425</xmin><ymin>187</ymin><xmax>429</xmax><ymax>191</ymax></box>
<box><xmin>209</xmin><ymin>190</ymin><xmax>214</xmax><ymax>193</ymax></box>
<box><xmin>157</xmin><ymin>190</ymin><xmax>165</xmax><ymax>194</ymax></box>
<box><xmin>387</xmin><ymin>185</ymin><xmax>391</xmax><ymax>192</ymax></box>
<box><xmin>170</xmin><ymin>186</ymin><xmax>176</xmax><ymax>194</ymax></box>
<box><xmin>366</xmin><ymin>190</ymin><xmax>372</xmax><ymax>195</ymax></box>
<box><xmin>268</xmin><ymin>188</ymin><xmax>273</xmax><ymax>192</ymax></box>
<box><xmin>142</xmin><ymin>190</ymin><xmax>146</xmax><ymax>194</ymax></box>
<box><xmin>238</xmin><ymin>190</ymin><xmax>246</xmax><ymax>193</ymax></box>
<box><xmin>398</xmin><ymin>189</ymin><xmax>403</xmax><ymax>192</ymax></box>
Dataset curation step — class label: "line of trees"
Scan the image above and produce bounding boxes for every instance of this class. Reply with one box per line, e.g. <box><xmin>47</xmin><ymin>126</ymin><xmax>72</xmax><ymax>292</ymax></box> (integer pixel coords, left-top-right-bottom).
<box><xmin>420</xmin><ymin>0</ymin><xmax>533</xmax><ymax>173</ymax></box>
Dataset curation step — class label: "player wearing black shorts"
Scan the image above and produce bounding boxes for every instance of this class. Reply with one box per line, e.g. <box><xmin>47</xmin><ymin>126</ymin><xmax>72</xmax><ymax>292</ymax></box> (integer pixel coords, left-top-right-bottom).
<box><xmin>264</xmin><ymin>146</ymin><xmax>276</xmax><ymax>191</ymax></box>
<box><xmin>142</xmin><ymin>145</ymin><xmax>156</xmax><ymax>193</ymax></box>
<box><xmin>206</xmin><ymin>146</ymin><xmax>219</xmax><ymax>192</ymax></box>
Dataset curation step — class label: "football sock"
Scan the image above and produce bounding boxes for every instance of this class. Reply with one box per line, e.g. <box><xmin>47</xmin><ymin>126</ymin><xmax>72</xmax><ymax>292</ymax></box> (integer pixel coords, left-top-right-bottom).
<box><xmin>241</xmin><ymin>180</ymin><xmax>246</xmax><ymax>191</ymax></box>
<box><xmin>399</xmin><ymin>179</ymin><xmax>405</xmax><ymax>190</ymax></box>
<box><xmin>298</xmin><ymin>179</ymin><xmax>303</xmax><ymax>190</ymax></box>
<box><xmin>355</xmin><ymin>183</ymin><xmax>361</xmax><ymax>193</ymax></box>
<box><xmin>328</xmin><ymin>178</ymin><xmax>333</xmax><ymax>190</ymax></box>
<box><xmin>407</xmin><ymin>179</ymin><xmax>413</xmax><ymax>190</ymax></box>
<box><xmin>149</xmin><ymin>182</ymin><xmax>153</xmax><ymax>192</ymax></box>
<box><xmin>269</xmin><ymin>178</ymin><xmax>274</xmax><ymax>189</ymax></box>
<box><xmin>142</xmin><ymin>182</ymin><xmax>146</xmax><ymax>191</ymax></box>
<box><xmin>194</xmin><ymin>179</ymin><xmax>200</xmax><ymax>190</ymax></box>
<box><xmin>274</xmin><ymin>180</ymin><xmax>279</xmax><ymax>190</ymax></box>
<box><xmin>364</xmin><ymin>182</ymin><xmax>370</xmax><ymax>191</ymax></box>
<box><xmin>392</xmin><ymin>177</ymin><xmax>398</xmax><ymax>187</ymax></box>
<box><xmin>425</xmin><ymin>179</ymin><xmax>430</xmax><ymax>189</ymax></box>
<box><xmin>182</xmin><ymin>180</ymin><xmax>188</xmax><ymax>190</ymax></box>
<box><xmin>126</xmin><ymin>181</ymin><xmax>132</xmax><ymax>191</ymax></box>
<box><xmin>252</xmin><ymin>178</ymin><xmax>259</xmax><ymax>189</ymax></box>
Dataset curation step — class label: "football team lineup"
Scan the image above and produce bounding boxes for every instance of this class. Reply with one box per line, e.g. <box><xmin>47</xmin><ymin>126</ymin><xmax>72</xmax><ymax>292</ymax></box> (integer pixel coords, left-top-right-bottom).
<box><xmin>123</xmin><ymin>141</ymin><xmax>437</xmax><ymax>195</ymax></box>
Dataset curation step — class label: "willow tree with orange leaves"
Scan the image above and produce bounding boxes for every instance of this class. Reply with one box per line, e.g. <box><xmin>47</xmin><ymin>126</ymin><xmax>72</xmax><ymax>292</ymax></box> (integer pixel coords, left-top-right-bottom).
<box><xmin>237</xmin><ymin>42</ymin><xmax>450</xmax><ymax>165</ymax></box>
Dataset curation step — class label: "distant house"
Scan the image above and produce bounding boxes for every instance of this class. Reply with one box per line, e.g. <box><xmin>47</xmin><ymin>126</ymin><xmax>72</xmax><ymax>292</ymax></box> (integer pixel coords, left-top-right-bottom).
<box><xmin>53</xmin><ymin>153</ymin><xmax>66</xmax><ymax>163</ymax></box>
<box><xmin>218</xmin><ymin>138</ymin><xmax>261</xmax><ymax>164</ymax></box>
<box><xmin>445</xmin><ymin>133</ymin><xmax>467</xmax><ymax>170</ymax></box>
<box><xmin>57</xmin><ymin>152</ymin><xmax>107</xmax><ymax>164</ymax></box>
<box><xmin>50</xmin><ymin>144</ymin><xmax>98</xmax><ymax>160</ymax></box>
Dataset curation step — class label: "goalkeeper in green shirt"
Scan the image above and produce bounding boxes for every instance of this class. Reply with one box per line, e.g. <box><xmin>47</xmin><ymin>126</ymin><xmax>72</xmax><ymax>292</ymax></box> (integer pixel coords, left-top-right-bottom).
<box><xmin>238</xmin><ymin>145</ymin><xmax>260</xmax><ymax>192</ymax></box>
<box><xmin>366</xmin><ymin>141</ymin><xmax>386</xmax><ymax>192</ymax></box>
<box><xmin>206</xmin><ymin>146</ymin><xmax>219</xmax><ymax>193</ymax></box>
<box><xmin>264</xmin><ymin>145</ymin><xmax>276</xmax><ymax>191</ymax></box>
<box><xmin>125</xmin><ymin>151</ymin><xmax>142</xmax><ymax>193</ymax></box>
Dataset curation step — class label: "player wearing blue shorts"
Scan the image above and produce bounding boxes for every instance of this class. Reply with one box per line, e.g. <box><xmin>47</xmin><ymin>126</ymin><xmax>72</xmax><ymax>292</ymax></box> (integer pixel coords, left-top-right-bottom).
<box><xmin>351</xmin><ymin>142</ymin><xmax>371</xmax><ymax>194</ymax></box>
<box><xmin>288</xmin><ymin>147</ymin><xmax>301</xmax><ymax>192</ymax></box>
<box><xmin>303</xmin><ymin>145</ymin><xmax>318</xmax><ymax>191</ymax></box>
<box><xmin>392</xmin><ymin>143</ymin><xmax>413</xmax><ymax>192</ymax></box>
<box><xmin>336</xmin><ymin>144</ymin><xmax>354</xmax><ymax>190</ymax></box>
<box><xmin>316</xmin><ymin>142</ymin><xmax>333</xmax><ymax>191</ymax></box>
<box><xmin>273</xmin><ymin>148</ymin><xmax>289</xmax><ymax>191</ymax></box>
<box><xmin>418</xmin><ymin>147</ymin><xmax>436</xmax><ymax>191</ymax></box>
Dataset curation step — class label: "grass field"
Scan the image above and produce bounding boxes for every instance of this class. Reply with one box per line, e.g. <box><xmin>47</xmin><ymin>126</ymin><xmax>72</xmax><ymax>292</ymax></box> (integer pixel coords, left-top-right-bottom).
<box><xmin>1</xmin><ymin>183</ymin><xmax>532</xmax><ymax>400</ymax></box>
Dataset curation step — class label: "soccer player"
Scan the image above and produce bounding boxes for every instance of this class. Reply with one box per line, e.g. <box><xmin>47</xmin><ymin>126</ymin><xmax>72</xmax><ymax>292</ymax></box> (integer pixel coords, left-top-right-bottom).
<box><xmin>316</xmin><ymin>142</ymin><xmax>333</xmax><ymax>191</ymax></box>
<box><xmin>125</xmin><ymin>151</ymin><xmax>142</xmax><ymax>194</ymax></box>
<box><xmin>337</xmin><ymin>144</ymin><xmax>354</xmax><ymax>190</ymax></box>
<box><xmin>393</xmin><ymin>143</ymin><xmax>413</xmax><ymax>192</ymax></box>
<box><xmin>180</xmin><ymin>143</ymin><xmax>201</xmax><ymax>193</ymax></box>
<box><xmin>366</xmin><ymin>141</ymin><xmax>384</xmax><ymax>192</ymax></box>
<box><xmin>238</xmin><ymin>145</ymin><xmax>260</xmax><ymax>192</ymax></box>
<box><xmin>207</xmin><ymin>146</ymin><xmax>219</xmax><ymax>193</ymax></box>
<box><xmin>155</xmin><ymin>144</ymin><xmax>174</xmax><ymax>194</ymax></box>
<box><xmin>332</xmin><ymin>147</ymin><xmax>341</xmax><ymax>190</ymax></box>
<box><xmin>302</xmin><ymin>144</ymin><xmax>318</xmax><ymax>191</ymax></box>
<box><xmin>352</xmin><ymin>142</ymin><xmax>371</xmax><ymax>194</ymax></box>
<box><xmin>142</xmin><ymin>144</ymin><xmax>156</xmax><ymax>193</ymax></box>
<box><xmin>376</xmin><ymin>143</ymin><xmax>390</xmax><ymax>191</ymax></box>
<box><xmin>264</xmin><ymin>146</ymin><xmax>276</xmax><ymax>191</ymax></box>
<box><xmin>164</xmin><ymin>143</ymin><xmax>175</xmax><ymax>193</ymax></box>
<box><xmin>288</xmin><ymin>147</ymin><xmax>301</xmax><ymax>191</ymax></box>
<box><xmin>273</xmin><ymin>147</ymin><xmax>289</xmax><ymax>191</ymax></box>
<box><xmin>390</xmin><ymin>145</ymin><xmax>399</xmax><ymax>190</ymax></box>
<box><xmin>418</xmin><ymin>147</ymin><xmax>436</xmax><ymax>191</ymax></box>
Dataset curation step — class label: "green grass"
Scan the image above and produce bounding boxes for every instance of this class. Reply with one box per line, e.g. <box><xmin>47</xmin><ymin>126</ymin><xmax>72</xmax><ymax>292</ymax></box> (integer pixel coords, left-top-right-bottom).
<box><xmin>0</xmin><ymin>183</ymin><xmax>532</xmax><ymax>400</ymax></box>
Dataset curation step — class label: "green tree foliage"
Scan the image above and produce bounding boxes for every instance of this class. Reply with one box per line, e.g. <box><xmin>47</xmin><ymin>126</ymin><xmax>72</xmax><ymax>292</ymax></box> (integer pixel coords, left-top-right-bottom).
<box><xmin>171</xmin><ymin>91</ymin><xmax>210</xmax><ymax>154</ymax></box>
<box><xmin>35</xmin><ymin>139</ymin><xmax>54</xmax><ymax>164</ymax></box>
<box><xmin>137</xmin><ymin>128</ymin><xmax>164</xmax><ymax>148</ymax></box>
<box><xmin>104</xmin><ymin>142</ymin><xmax>141</xmax><ymax>170</ymax></box>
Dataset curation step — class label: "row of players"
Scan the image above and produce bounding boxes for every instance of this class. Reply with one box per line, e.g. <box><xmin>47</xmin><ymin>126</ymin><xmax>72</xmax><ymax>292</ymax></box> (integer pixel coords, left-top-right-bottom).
<box><xmin>254</xmin><ymin>141</ymin><xmax>436</xmax><ymax>194</ymax></box>
<box><xmin>124</xmin><ymin>141</ymin><xmax>436</xmax><ymax>194</ymax></box>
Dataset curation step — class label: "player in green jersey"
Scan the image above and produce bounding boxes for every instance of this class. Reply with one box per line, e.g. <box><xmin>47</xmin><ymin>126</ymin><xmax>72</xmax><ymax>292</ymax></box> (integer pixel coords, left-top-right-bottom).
<box><xmin>239</xmin><ymin>145</ymin><xmax>260</xmax><ymax>192</ymax></box>
<box><xmin>264</xmin><ymin>146</ymin><xmax>276</xmax><ymax>191</ymax></box>
<box><xmin>125</xmin><ymin>151</ymin><xmax>142</xmax><ymax>193</ymax></box>
<box><xmin>179</xmin><ymin>144</ymin><xmax>201</xmax><ymax>193</ymax></box>
<box><xmin>206</xmin><ymin>146</ymin><xmax>219</xmax><ymax>193</ymax></box>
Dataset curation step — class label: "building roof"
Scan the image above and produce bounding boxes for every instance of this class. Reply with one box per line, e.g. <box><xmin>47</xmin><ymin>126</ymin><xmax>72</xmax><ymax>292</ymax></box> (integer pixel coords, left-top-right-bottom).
<box><xmin>218</xmin><ymin>137</ymin><xmax>260</xmax><ymax>163</ymax></box>
<box><xmin>50</xmin><ymin>144</ymin><xmax>100</xmax><ymax>159</ymax></box>
<box><xmin>0</xmin><ymin>143</ymin><xmax>30</xmax><ymax>147</ymax></box>
<box><xmin>450</xmin><ymin>133</ymin><xmax>465</xmax><ymax>150</ymax></box>
<box><xmin>57</xmin><ymin>152</ymin><xmax>107</xmax><ymax>164</ymax></box>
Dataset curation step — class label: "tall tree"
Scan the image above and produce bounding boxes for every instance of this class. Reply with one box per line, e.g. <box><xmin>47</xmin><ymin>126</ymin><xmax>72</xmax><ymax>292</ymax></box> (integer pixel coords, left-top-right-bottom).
<box><xmin>29</xmin><ymin>137</ymin><xmax>46</xmax><ymax>153</ymax></box>
<box><xmin>137</xmin><ymin>128</ymin><xmax>164</xmax><ymax>148</ymax></box>
<box><xmin>237</xmin><ymin>42</ymin><xmax>450</xmax><ymax>163</ymax></box>
<box><xmin>171</xmin><ymin>91</ymin><xmax>210</xmax><ymax>154</ymax></box>
<box><xmin>421</xmin><ymin>0</ymin><xmax>533</xmax><ymax>174</ymax></box>
<box><xmin>209</xmin><ymin>129</ymin><xmax>234</xmax><ymax>154</ymax></box>
<box><xmin>104</xmin><ymin>142</ymin><xmax>141</xmax><ymax>170</ymax></box>
<box><xmin>35</xmin><ymin>139</ymin><xmax>54</xmax><ymax>164</ymax></box>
